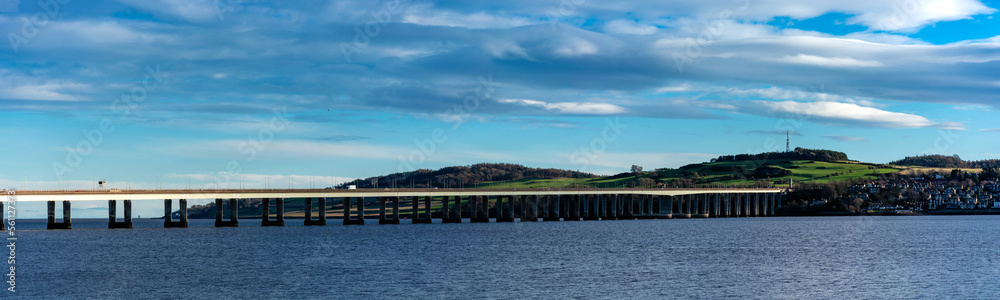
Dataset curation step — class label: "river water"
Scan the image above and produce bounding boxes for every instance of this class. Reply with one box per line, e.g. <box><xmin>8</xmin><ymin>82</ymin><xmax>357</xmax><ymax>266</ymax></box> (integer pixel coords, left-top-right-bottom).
<box><xmin>13</xmin><ymin>216</ymin><xmax>1000</xmax><ymax>299</ymax></box>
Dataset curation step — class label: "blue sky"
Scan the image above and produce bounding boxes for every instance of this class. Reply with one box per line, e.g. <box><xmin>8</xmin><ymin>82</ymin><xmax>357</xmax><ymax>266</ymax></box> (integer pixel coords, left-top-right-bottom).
<box><xmin>2</xmin><ymin>0</ymin><xmax>1000</xmax><ymax>217</ymax></box>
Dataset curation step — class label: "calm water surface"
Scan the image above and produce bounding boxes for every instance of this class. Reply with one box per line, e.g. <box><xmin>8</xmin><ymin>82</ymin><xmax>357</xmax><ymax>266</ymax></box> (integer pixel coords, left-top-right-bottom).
<box><xmin>15</xmin><ymin>216</ymin><xmax>1000</xmax><ymax>299</ymax></box>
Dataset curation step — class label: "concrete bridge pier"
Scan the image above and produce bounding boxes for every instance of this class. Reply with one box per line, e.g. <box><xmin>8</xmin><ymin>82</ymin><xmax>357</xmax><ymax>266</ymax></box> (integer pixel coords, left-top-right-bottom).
<box><xmin>583</xmin><ymin>195</ymin><xmax>599</xmax><ymax>221</ymax></box>
<box><xmin>161</xmin><ymin>199</ymin><xmax>189</xmax><ymax>228</ymax></box>
<box><xmin>686</xmin><ymin>194</ymin><xmax>694</xmax><ymax>217</ymax></box>
<box><xmin>597</xmin><ymin>194</ymin><xmax>606</xmax><ymax>220</ymax></box>
<box><xmin>614</xmin><ymin>194</ymin><xmax>622</xmax><ymax>219</ymax></box>
<box><xmin>604</xmin><ymin>195</ymin><xmax>615</xmax><ymax>220</ymax></box>
<box><xmin>695</xmin><ymin>194</ymin><xmax>709</xmax><ymax>218</ymax></box>
<box><xmin>543</xmin><ymin>195</ymin><xmax>559</xmax><ymax>221</ymax></box>
<box><xmin>470</xmin><ymin>195</ymin><xmax>479</xmax><ymax>221</ymax></box>
<box><xmin>753</xmin><ymin>193</ymin><xmax>760</xmax><ymax>217</ymax></box>
<box><xmin>744</xmin><ymin>193</ymin><xmax>751</xmax><ymax>217</ymax></box>
<box><xmin>496</xmin><ymin>195</ymin><xmax>512</xmax><ymax>222</ymax></box>
<box><xmin>564</xmin><ymin>195</ymin><xmax>581</xmax><ymax>221</ymax></box>
<box><xmin>379</xmin><ymin>197</ymin><xmax>388</xmax><ymax>224</ymax></box>
<box><xmin>764</xmin><ymin>193</ymin><xmax>772</xmax><ymax>216</ymax></box>
<box><xmin>655</xmin><ymin>196</ymin><xmax>672</xmax><ymax>219</ymax></box>
<box><xmin>45</xmin><ymin>200</ymin><xmax>71</xmax><ymax>230</ymax></box>
<box><xmin>522</xmin><ymin>195</ymin><xmax>538</xmax><ymax>222</ymax></box>
<box><xmin>412</xmin><ymin>196</ymin><xmax>432</xmax><ymax>224</ymax></box>
<box><xmin>770</xmin><ymin>193</ymin><xmax>777</xmax><ymax>216</ymax></box>
<box><xmin>441</xmin><ymin>196</ymin><xmax>449</xmax><ymax>221</ymax></box>
<box><xmin>636</xmin><ymin>194</ymin><xmax>653</xmax><ymax>219</ymax></box>
<box><xmin>674</xmin><ymin>195</ymin><xmax>690</xmax><ymax>219</ymax></box>
<box><xmin>712</xmin><ymin>194</ymin><xmax>721</xmax><ymax>218</ymax></box>
<box><xmin>304</xmin><ymin>198</ymin><xmax>327</xmax><ymax>226</ymax></box>
<box><xmin>621</xmin><ymin>194</ymin><xmax>629</xmax><ymax>218</ymax></box>
<box><xmin>735</xmin><ymin>193</ymin><xmax>742</xmax><ymax>217</ymax></box>
<box><xmin>343</xmin><ymin>197</ymin><xmax>365</xmax><ymax>225</ymax></box>
<box><xmin>213</xmin><ymin>199</ymin><xmax>238</xmax><ymax>227</ymax></box>
<box><xmin>444</xmin><ymin>196</ymin><xmax>463</xmax><ymax>223</ymax></box>
<box><xmin>261</xmin><ymin>198</ymin><xmax>285</xmax><ymax>226</ymax></box>
<box><xmin>610</xmin><ymin>194</ymin><xmax>622</xmax><ymax>220</ymax></box>
<box><xmin>471</xmin><ymin>195</ymin><xmax>489</xmax><ymax>223</ymax></box>
<box><xmin>723</xmin><ymin>194</ymin><xmax>730</xmax><ymax>217</ymax></box>
<box><xmin>646</xmin><ymin>195</ymin><xmax>654</xmax><ymax>218</ymax></box>
<box><xmin>390</xmin><ymin>196</ymin><xmax>401</xmax><ymax>223</ymax></box>
<box><xmin>108</xmin><ymin>200</ymin><xmax>133</xmax><ymax>229</ymax></box>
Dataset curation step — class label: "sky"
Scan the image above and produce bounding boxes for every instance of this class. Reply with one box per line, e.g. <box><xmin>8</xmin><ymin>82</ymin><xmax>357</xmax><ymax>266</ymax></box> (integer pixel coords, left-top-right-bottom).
<box><xmin>1</xmin><ymin>0</ymin><xmax>1000</xmax><ymax>217</ymax></box>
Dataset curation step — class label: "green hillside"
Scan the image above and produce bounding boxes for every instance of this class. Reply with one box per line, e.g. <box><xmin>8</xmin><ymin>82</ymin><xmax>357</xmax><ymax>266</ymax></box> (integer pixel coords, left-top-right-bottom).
<box><xmin>469</xmin><ymin>159</ymin><xmax>901</xmax><ymax>189</ymax></box>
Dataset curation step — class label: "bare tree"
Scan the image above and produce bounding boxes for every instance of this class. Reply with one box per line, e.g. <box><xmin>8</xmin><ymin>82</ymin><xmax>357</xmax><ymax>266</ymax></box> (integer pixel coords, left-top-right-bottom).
<box><xmin>631</xmin><ymin>165</ymin><xmax>643</xmax><ymax>174</ymax></box>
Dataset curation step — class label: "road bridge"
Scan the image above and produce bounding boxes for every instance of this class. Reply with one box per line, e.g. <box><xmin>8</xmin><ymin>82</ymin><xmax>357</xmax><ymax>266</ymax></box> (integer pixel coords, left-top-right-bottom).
<box><xmin>1</xmin><ymin>188</ymin><xmax>785</xmax><ymax>229</ymax></box>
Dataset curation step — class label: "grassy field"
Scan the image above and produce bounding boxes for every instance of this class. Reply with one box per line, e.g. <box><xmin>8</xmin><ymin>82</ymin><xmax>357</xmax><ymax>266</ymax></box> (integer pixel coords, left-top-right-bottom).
<box><xmin>470</xmin><ymin>159</ymin><xmax>903</xmax><ymax>189</ymax></box>
<box><xmin>663</xmin><ymin>159</ymin><xmax>900</xmax><ymax>185</ymax></box>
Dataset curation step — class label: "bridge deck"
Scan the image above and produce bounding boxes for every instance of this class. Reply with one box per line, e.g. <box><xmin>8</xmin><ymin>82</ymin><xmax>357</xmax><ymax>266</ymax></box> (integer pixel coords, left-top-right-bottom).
<box><xmin>5</xmin><ymin>188</ymin><xmax>784</xmax><ymax>202</ymax></box>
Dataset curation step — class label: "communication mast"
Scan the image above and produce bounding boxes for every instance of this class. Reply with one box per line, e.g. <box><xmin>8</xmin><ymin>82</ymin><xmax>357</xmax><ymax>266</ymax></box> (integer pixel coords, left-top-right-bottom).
<box><xmin>786</xmin><ymin>130</ymin><xmax>790</xmax><ymax>152</ymax></box>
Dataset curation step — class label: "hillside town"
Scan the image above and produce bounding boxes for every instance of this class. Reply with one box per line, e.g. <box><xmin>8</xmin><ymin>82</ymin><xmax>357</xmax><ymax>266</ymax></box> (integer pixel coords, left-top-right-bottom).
<box><xmin>832</xmin><ymin>177</ymin><xmax>1000</xmax><ymax>213</ymax></box>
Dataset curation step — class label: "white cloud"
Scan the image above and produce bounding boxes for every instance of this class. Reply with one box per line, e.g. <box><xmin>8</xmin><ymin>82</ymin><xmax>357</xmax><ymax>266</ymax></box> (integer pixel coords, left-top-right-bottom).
<box><xmin>115</xmin><ymin>0</ymin><xmax>220</xmax><ymax>23</ymax></box>
<box><xmin>848</xmin><ymin>0</ymin><xmax>996</xmax><ymax>31</ymax></box>
<box><xmin>551</xmin><ymin>37</ymin><xmax>600</xmax><ymax>57</ymax></box>
<box><xmin>499</xmin><ymin>98</ymin><xmax>626</xmax><ymax>115</ymax></box>
<box><xmin>751</xmin><ymin>101</ymin><xmax>963</xmax><ymax>129</ymax></box>
<box><xmin>604</xmin><ymin>19</ymin><xmax>658</xmax><ymax>35</ymax></box>
<box><xmin>779</xmin><ymin>54</ymin><xmax>883</xmax><ymax>68</ymax></box>
<box><xmin>401</xmin><ymin>4</ymin><xmax>535</xmax><ymax>29</ymax></box>
<box><xmin>725</xmin><ymin>86</ymin><xmax>883</xmax><ymax>107</ymax></box>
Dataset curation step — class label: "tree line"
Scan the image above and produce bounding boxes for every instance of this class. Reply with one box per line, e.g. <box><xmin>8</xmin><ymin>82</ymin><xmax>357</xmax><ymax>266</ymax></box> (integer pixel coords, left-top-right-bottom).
<box><xmin>888</xmin><ymin>154</ymin><xmax>1000</xmax><ymax>169</ymax></box>
<box><xmin>711</xmin><ymin>147</ymin><xmax>849</xmax><ymax>163</ymax></box>
<box><xmin>336</xmin><ymin>163</ymin><xmax>597</xmax><ymax>189</ymax></box>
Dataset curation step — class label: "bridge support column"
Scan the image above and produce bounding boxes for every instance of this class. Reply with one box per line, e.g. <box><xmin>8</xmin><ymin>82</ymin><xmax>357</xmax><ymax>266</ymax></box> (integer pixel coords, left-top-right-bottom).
<box><xmin>162</xmin><ymin>199</ymin><xmax>189</xmax><ymax>228</ymax></box>
<box><xmin>498</xmin><ymin>195</ymin><xmax>514</xmax><ymax>222</ymax></box>
<box><xmin>304</xmin><ymin>198</ymin><xmax>326</xmax><ymax>226</ymax></box>
<box><xmin>564</xmin><ymin>195</ymin><xmax>581</xmax><ymax>221</ymax></box>
<box><xmin>45</xmin><ymin>200</ymin><xmax>71</xmax><ymax>230</ymax></box>
<box><xmin>471</xmin><ymin>195</ymin><xmax>489</xmax><ymax>223</ymax></box>
<box><xmin>753</xmin><ymin>194</ymin><xmax>760</xmax><ymax>217</ymax></box>
<box><xmin>583</xmin><ymin>195</ymin><xmax>599</xmax><ymax>221</ymax></box>
<box><xmin>379</xmin><ymin>197</ymin><xmax>388</xmax><ymax>224</ymax></box>
<box><xmin>542</xmin><ymin>195</ymin><xmax>557</xmax><ymax>221</ymax></box>
<box><xmin>263</xmin><ymin>198</ymin><xmax>286</xmax><ymax>226</ymax></box>
<box><xmin>411</xmin><ymin>196</ymin><xmax>430</xmax><ymax>224</ymax></box>
<box><xmin>108</xmin><ymin>200</ymin><xmax>133</xmax><ymax>229</ymax></box>
<box><xmin>647</xmin><ymin>194</ymin><xmax>656</xmax><ymax>219</ymax></box>
<box><xmin>444</xmin><ymin>196</ymin><xmax>463</xmax><ymax>223</ymax></box>
<box><xmin>695</xmin><ymin>194</ymin><xmax>709</xmax><ymax>218</ymax></box>
<box><xmin>609</xmin><ymin>194</ymin><xmax>616</xmax><ymax>220</ymax></box>
<box><xmin>770</xmin><ymin>193</ymin><xmax>776</xmax><ymax>216</ymax></box>
<box><xmin>213</xmin><ymin>199</ymin><xmax>238</xmax><ymax>227</ymax></box>
<box><xmin>389</xmin><ymin>197</ymin><xmax>400</xmax><ymax>224</ymax></box>
<box><xmin>441</xmin><ymin>196</ymin><xmax>449</xmax><ymax>220</ymax></box>
<box><xmin>521</xmin><ymin>195</ymin><xmax>537</xmax><ymax>222</ymax></box>
<box><xmin>636</xmin><ymin>194</ymin><xmax>652</xmax><ymax>219</ymax></box>
<box><xmin>344</xmin><ymin>197</ymin><xmax>365</xmax><ymax>225</ymax></box>
<box><xmin>674</xmin><ymin>195</ymin><xmax>689</xmax><ymax>219</ymax></box>
<box><xmin>724</xmin><ymin>193</ymin><xmax>733</xmax><ymax>218</ymax></box>
<box><xmin>378</xmin><ymin>197</ymin><xmax>399</xmax><ymax>225</ymax></box>
<box><xmin>744</xmin><ymin>193</ymin><xmax>751</xmax><ymax>217</ymax></box>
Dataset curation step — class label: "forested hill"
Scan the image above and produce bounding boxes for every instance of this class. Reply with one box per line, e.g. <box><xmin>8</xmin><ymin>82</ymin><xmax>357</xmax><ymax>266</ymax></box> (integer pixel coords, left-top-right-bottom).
<box><xmin>888</xmin><ymin>155</ymin><xmax>1000</xmax><ymax>168</ymax></box>
<box><xmin>336</xmin><ymin>163</ymin><xmax>597</xmax><ymax>189</ymax></box>
<box><xmin>712</xmin><ymin>147</ymin><xmax>850</xmax><ymax>163</ymax></box>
